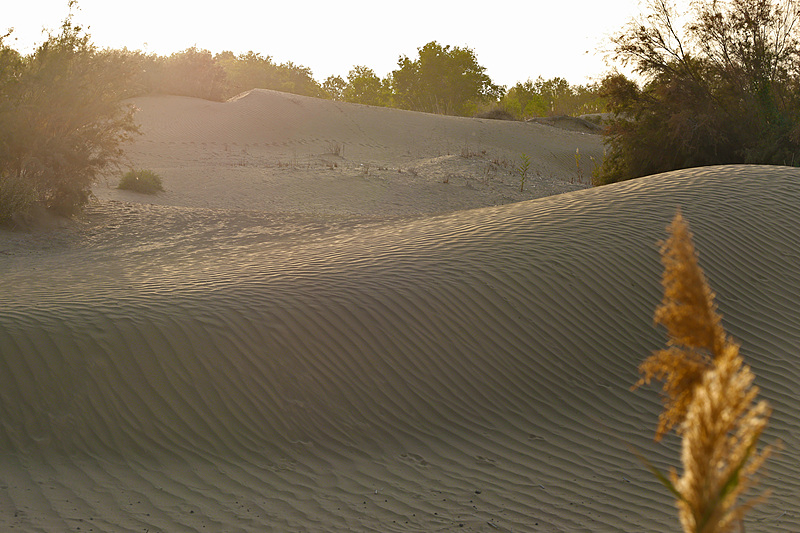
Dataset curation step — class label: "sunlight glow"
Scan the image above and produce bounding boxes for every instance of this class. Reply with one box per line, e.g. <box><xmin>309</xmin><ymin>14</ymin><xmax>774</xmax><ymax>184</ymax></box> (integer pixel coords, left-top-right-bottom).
<box><xmin>6</xmin><ymin>0</ymin><xmax>666</xmax><ymax>86</ymax></box>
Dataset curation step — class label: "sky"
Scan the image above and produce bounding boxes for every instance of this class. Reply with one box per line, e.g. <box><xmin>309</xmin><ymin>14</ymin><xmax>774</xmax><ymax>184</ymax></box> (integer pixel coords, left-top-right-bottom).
<box><xmin>3</xmin><ymin>0</ymin><xmax>656</xmax><ymax>88</ymax></box>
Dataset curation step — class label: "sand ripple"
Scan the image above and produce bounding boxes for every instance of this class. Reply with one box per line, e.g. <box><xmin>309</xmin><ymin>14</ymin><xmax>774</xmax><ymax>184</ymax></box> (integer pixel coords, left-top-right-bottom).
<box><xmin>1</xmin><ymin>165</ymin><xmax>799</xmax><ymax>531</ymax></box>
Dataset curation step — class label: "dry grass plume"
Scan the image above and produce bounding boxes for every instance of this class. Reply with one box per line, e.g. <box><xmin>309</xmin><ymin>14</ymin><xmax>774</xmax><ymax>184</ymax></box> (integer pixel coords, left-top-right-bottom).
<box><xmin>634</xmin><ymin>211</ymin><xmax>772</xmax><ymax>533</ymax></box>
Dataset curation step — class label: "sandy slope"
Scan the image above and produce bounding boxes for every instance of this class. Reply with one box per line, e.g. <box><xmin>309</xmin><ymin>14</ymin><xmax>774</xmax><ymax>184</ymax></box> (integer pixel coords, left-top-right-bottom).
<box><xmin>94</xmin><ymin>89</ymin><xmax>601</xmax><ymax>215</ymax></box>
<box><xmin>1</xmin><ymin>90</ymin><xmax>798</xmax><ymax>533</ymax></box>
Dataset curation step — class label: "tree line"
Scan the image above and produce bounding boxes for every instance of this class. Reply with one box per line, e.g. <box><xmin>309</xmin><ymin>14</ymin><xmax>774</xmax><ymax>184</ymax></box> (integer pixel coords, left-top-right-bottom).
<box><xmin>101</xmin><ymin>41</ymin><xmax>604</xmax><ymax>119</ymax></box>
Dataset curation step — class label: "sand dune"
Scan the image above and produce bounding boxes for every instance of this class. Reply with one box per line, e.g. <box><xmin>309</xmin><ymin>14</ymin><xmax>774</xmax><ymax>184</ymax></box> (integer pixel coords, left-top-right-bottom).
<box><xmin>94</xmin><ymin>89</ymin><xmax>602</xmax><ymax>215</ymax></box>
<box><xmin>1</xmin><ymin>90</ymin><xmax>799</xmax><ymax>533</ymax></box>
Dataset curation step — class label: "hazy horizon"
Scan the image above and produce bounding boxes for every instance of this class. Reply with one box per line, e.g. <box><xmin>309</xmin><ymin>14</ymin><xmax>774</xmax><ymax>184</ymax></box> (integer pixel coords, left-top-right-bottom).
<box><xmin>4</xmin><ymin>0</ymin><xmax>685</xmax><ymax>88</ymax></box>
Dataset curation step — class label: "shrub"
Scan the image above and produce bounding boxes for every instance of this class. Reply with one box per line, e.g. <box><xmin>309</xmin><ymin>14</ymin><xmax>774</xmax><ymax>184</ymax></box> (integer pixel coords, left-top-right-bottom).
<box><xmin>118</xmin><ymin>169</ymin><xmax>164</xmax><ymax>194</ymax></box>
<box><xmin>0</xmin><ymin>8</ymin><xmax>138</xmax><ymax>219</ymax></box>
<box><xmin>501</xmin><ymin>77</ymin><xmax>606</xmax><ymax>119</ymax></box>
<box><xmin>516</xmin><ymin>153</ymin><xmax>531</xmax><ymax>191</ymax></box>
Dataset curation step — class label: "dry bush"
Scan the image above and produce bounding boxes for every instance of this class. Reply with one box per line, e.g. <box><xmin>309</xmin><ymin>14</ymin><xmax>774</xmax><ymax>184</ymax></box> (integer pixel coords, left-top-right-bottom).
<box><xmin>0</xmin><ymin>10</ymin><xmax>137</xmax><ymax>219</ymax></box>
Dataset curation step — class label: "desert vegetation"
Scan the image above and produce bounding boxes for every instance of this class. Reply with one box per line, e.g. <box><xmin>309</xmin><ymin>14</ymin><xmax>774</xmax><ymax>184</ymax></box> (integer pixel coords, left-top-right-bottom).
<box><xmin>636</xmin><ymin>211</ymin><xmax>773</xmax><ymax>532</ymax></box>
<box><xmin>339</xmin><ymin>65</ymin><xmax>393</xmax><ymax>107</ymax></box>
<box><xmin>499</xmin><ymin>76</ymin><xmax>606</xmax><ymax>119</ymax></box>
<box><xmin>596</xmin><ymin>0</ymin><xmax>800</xmax><ymax>184</ymax></box>
<box><xmin>390</xmin><ymin>42</ymin><xmax>503</xmax><ymax>115</ymax></box>
<box><xmin>3</xmin><ymin>13</ymin><xmax>602</xmax><ymax>120</ymax></box>
<box><xmin>117</xmin><ymin>169</ymin><xmax>164</xmax><ymax>194</ymax></box>
<box><xmin>0</xmin><ymin>5</ymin><xmax>137</xmax><ymax>223</ymax></box>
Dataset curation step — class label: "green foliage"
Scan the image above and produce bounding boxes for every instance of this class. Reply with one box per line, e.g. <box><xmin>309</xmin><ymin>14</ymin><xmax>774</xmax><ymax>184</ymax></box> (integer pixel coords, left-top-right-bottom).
<box><xmin>118</xmin><ymin>169</ymin><xmax>164</xmax><ymax>194</ymax></box>
<box><xmin>116</xmin><ymin>49</ymin><xmax>323</xmax><ymax>101</ymax></box>
<box><xmin>597</xmin><ymin>0</ymin><xmax>800</xmax><ymax>184</ymax></box>
<box><xmin>392</xmin><ymin>41</ymin><xmax>502</xmax><ymax>115</ymax></box>
<box><xmin>500</xmin><ymin>77</ymin><xmax>606</xmax><ymax>119</ymax></box>
<box><xmin>216</xmin><ymin>51</ymin><xmax>322</xmax><ymax>99</ymax></box>
<box><xmin>120</xmin><ymin>47</ymin><xmax>229</xmax><ymax>101</ymax></box>
<box><xmin>322</xmin><ymin>75</ymin><xmax>346</xmax><ymax>100</ymax></box>
<box><xmin>0</xmin><ymin>9</ymin><xmax>138</xmax><ymax>220</ymax></box>
<box><xmin>162</xmin><ymin>47</ymin><xmax>227</xmax><ymax>101</ymax></box>
<box><xmin>342</xmin><ymin>65</ymin><xmax>392</xmax><ymax>106</ymax></box>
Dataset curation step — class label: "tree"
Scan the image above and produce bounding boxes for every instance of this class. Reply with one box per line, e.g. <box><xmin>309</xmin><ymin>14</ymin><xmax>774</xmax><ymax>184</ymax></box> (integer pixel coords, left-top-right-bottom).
<box><xmin>501</xmin><ymin>77</ymin><xmax>607</xmax><ymax>119</ymax></box>
<box><xmin>322</xmin><ymin>75</ymin><xmax>346</xmax><ymax>100</ymax></box>
<box><xmin>215</xmin><ymin>51</ymin><xmax>322</xmax><ymax>99</ymax></box>
<box><xmin>161</xmin><ymin>47</ymin><xmax>228</xmax><ymax>101</ymax></box>
<box><xmin>536</xmin><ymin>76</ymin><xmax>573</xmax><ymax>114</ymax></box>
<box><xmin>597</xmin><ymin>0</ymin><xmax>800</xmax><ymax>184</ymax></box>
<box><xmin>342</xmin><ymin>65</ymin><xmax>391</xmax><ymax>106</ymax></box>
<box><xmin>502</xmin><ymin>80</ymin><xmax>548</xmax><ymax>118</ymax></box>
<box><xmin>392</xmin><ymin>41</ymin><xmax>502</xmax><ymax>115</ymax></box>
<box><xmin>0</xmin><ymin>9</ymin><xmax>138</xmax><ymax>221</ymax></box>
<box><xmin>275</xmin><ymin>61</ymin><xmax>323</xmax><ymax>97</ymax></box>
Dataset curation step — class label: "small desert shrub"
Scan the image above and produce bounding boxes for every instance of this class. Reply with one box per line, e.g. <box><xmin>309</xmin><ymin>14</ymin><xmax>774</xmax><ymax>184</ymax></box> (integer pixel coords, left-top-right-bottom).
<box><xmin>634</xmin><ymin>211</ymin><xmax>772</xmax><ymax>533</ymax></box>
<box><xmin>118</xmin><ymin>169</ymin><xmax>164</xmax><ymax>194</ymax></box>
<box><xmin>327</xmin><ymin>141</ymin><xmax>344</xmax><ymax>157</ymax></box>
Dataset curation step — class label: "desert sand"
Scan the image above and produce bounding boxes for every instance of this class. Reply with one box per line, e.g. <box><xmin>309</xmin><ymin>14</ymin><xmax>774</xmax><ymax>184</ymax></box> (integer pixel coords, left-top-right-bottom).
<box><xmin>1</xmin><ymin>90</ymin><xmax>798</xmax><ymax>532</ymax></box>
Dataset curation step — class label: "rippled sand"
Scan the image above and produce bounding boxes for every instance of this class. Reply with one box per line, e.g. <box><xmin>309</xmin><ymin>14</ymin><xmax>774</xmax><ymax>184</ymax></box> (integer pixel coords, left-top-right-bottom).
<box><xmin>1</xmin><ymin>90</ymin><xmax>798</xmax><ymax>532</ymax></box>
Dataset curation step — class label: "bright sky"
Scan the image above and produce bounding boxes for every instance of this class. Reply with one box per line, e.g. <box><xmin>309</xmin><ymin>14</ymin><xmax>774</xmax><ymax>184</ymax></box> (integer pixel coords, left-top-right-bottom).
<box><xmin>4</xmin><ymin>0</ymin><xmax>656</xmax><ymax>87</ymax></box>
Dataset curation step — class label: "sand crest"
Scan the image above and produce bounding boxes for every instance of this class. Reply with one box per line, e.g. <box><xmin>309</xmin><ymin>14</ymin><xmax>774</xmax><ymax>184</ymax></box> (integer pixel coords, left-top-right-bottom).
<box><xmin>1</xmin><ymin>90</ymin><xmax>798</xmax><ymax>532</ymax></box>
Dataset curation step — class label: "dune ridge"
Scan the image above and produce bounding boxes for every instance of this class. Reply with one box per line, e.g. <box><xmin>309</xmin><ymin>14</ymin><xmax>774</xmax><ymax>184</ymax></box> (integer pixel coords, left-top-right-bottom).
<box><xmin>2</xmin><ymin>162</ymin><xmax>799</xmax><ymax>531</ymax></box>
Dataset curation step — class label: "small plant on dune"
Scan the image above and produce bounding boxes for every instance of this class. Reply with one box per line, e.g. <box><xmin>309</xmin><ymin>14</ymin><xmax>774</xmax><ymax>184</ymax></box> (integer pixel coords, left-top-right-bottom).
<box><xmin>327</xmin><ymin>141</ymin><xmax>344</xmax><ymax>157</ymax></box>
<box><xmin>634</xmin><ymin>211</ymin><xmax>773</xmax><ymax>533</ymax></box>
<box><xmin>517</xmin><ymin>152</ymin><xmax>531</xmax><ymax>192</ymax></box>
<box><xmin>590</xmin><ymin>149</ymin><xmax>606</xmax><ymax>187</ymax></box>
<box><xmin>118</xmin><ymin>169</ymin><xmax>164</xmax><ymax>194</ymax></box>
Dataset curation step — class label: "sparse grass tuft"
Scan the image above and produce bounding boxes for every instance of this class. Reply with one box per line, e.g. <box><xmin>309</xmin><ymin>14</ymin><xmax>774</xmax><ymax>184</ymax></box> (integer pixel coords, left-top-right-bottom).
<box><xmin>327</xmin><ymin>142</ymin><xmax>344</xmax><ymax>157</ymax></box>
<box><xmin>118</xmin><ymin>169</ymin><xmax>165</xmax><ymax>194</ymax></box>
<box><xmin>634</xmin><ymin>211</ymin><xmax>772</xmax><ymax>533</ymax></box>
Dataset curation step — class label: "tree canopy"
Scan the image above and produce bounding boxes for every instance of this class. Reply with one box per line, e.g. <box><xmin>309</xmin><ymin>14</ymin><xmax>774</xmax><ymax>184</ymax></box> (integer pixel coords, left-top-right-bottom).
<box><xmin>392</xmin><ymin>41</ymin><xmax>502</xmax><ymax>115</ymax></box>
<box><xmin>596</xmin><ymin>0</ymin><xmax>800</xmax><ymax>184</ymax></box>
<box><xmin>501</xmin><ymin>76</ymin><xmax>606</xmax><ymax>119</ymax></box>
<box><xmin>342</xmin><ymin>65</ymin><xmax>392</xmax><ymax>107</ymax></box>
<box><xmin>216</xmin><ymin>51</ymin><xmax>322</xmax><ymax>98</ymax></box>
